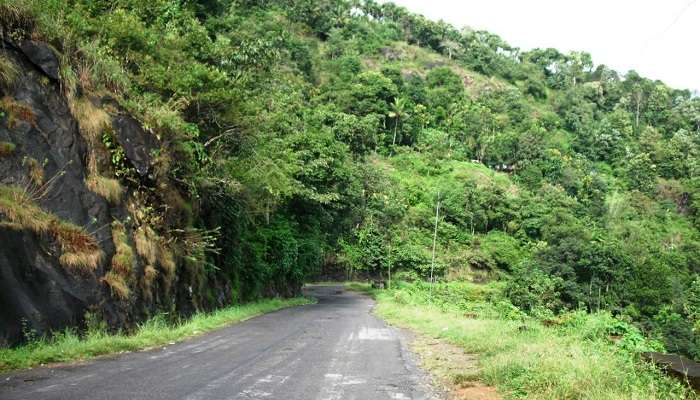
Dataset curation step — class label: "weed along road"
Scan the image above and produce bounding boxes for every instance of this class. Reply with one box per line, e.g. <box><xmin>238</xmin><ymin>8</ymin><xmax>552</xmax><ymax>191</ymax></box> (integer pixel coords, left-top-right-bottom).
<box><xmin>0</xmin><ymin>285</ymin><xmax>437</xmax><ymax>400</ymax></box>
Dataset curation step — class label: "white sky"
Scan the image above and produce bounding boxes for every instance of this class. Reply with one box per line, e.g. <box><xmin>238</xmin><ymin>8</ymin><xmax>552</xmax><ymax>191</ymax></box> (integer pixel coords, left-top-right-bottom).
<box><xmin>386</xmin><ymin>0</ymin><xmax>700</xmax><ymax>92</ymax></box>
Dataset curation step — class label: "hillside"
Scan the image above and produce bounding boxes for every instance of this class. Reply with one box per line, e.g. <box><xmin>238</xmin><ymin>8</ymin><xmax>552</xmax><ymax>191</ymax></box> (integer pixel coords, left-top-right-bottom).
<box><xmin>1</xmin><ymin>0</ymin><xmax>700</xmax><ymax>380</ymax></box>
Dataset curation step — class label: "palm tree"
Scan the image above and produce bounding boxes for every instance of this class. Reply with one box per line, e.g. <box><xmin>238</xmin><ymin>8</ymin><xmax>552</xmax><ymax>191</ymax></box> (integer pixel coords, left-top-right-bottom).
<box><xmin>388</xmin><ymin>97</ymin><xmax>409</xmax><ymax>155</ymax></box>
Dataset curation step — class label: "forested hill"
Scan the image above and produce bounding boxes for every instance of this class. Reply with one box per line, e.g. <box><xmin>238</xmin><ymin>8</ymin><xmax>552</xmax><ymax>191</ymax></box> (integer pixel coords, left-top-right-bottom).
<box><xmin>1</xmin><ymin>0</ymin><xmax>700</xmax><ymax>359</ymax></box>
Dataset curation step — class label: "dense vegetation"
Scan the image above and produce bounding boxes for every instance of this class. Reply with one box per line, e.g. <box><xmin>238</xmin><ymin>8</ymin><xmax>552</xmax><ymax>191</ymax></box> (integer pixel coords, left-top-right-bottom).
<box><xmin>2</xmin><ymin>0</ymin><xmax>700</xmax><ymax>362</ymax></box>
<box><xmin>365</xmin><ymin>281</ymin><xmax>696</xmax><ymax>399</ymax></box>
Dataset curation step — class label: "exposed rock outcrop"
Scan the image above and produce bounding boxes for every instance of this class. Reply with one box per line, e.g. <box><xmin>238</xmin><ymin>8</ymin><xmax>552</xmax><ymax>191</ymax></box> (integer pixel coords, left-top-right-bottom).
<box><xmin>0</xmin><ymin>42</ymin><xmax>228</xmax><ymax>346</ymax></box>
<box><xmin>17</xmin><ymin>40</ymin><xmax>60</xmax><ymax>80</ymax></box>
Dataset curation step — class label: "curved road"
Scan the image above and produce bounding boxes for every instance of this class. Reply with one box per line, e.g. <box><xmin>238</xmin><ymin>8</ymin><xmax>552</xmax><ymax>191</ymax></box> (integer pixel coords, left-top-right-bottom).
<box><xmin>0</xmin><ymin>285</ymin><xmax>438</xmax><ymax>400</ymax></box>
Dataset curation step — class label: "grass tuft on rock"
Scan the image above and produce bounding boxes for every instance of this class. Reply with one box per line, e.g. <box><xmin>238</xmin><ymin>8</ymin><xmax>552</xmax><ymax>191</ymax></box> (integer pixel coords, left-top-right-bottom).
<box><xmin>69</xmin><ymin>97</ymin><xmax>110</xmax><ymax>142</ymax></box>
<box><xmin>102</xmin><ymin>270</ymin><xmax>130</xmax><ymax>300</ymax></box>
<box><xmin>110</xmin><ymin>221</ymin><xmax>134</xmax><ymax>275</ymax></box>
<box><xmin>134</xmin><ymin>225</ymin><xmax>158</xmax><ymax>265</ymax></box>
<box><xmin>0</xmin><ymin>184</ymin><xmax>53</xmax><ymax>234</ymax></box>
<box><xmin>0</xmin><ymin>140</ymin><xmax>16</xmax><ymax>157</ymax></box>
<box><xmin>0</xmin><ymin>184</ymin><xmax>103</xmax><ymax>271</ymax></box>
<box><xmin>86</xmin><ymin>173</ymin><xmax>123</xmax><ymax>204</ymax></box>
<box><xmin>54</xmin><ymin>220</ymin><xmax>103</xmax><ymax>271</ymax></box>
<box><xmin>23</xmin><ymin>156</ymin><xmax>44</xmax><ymax>185</ymax></box>
<box><xmin>0</xmin><ymin>96</ymin><xmax>36</xmax><ymax>128</ymax></box>
<box><xmin>0</xmin><ymin>53</ymin><xmax>18</xmax><ymax>88</ymax></box>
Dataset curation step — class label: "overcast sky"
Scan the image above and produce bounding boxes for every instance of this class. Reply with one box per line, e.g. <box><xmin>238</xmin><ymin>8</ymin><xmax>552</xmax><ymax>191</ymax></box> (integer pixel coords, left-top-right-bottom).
<box><xmin>386</xmin><ymin>0</ymin><xmax>699</xmax><ymax>92</ymax></box>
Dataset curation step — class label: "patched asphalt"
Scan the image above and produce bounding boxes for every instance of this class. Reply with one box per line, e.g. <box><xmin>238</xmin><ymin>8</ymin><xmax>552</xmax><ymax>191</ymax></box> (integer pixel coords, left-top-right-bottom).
<box><xmin>0</xmin><ymin>285</ymin><xmax>440</xmax><ymax>400</ymax></box>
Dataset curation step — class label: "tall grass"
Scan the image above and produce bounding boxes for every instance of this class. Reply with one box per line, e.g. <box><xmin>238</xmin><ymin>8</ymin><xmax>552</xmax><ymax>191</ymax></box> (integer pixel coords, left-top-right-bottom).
<box><xmin>0</xmin><ymin>297</ymin><xmax>313</xmax><ymax>373</ymax></box>
<box><xmin>369</xmin><ymin>284</ymin><xmax>697</xmax><ymax>400</ymax></box>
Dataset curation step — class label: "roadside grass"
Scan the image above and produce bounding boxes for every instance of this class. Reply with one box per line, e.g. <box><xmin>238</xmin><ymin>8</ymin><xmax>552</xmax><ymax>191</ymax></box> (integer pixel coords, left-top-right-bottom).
<box><xmin>346</xmin><ymin>281</ymin><xmax>375</xmax><ymax>295</ymax></box>
<box><xmin>0</xmin><ymin>297</ymin><xmax>313</xmax><ymax>373</ymax></box>
<box><xmin>359</xmin><ymin>282</ymin><xmax>697</xmax><ymax>400</ymax></box>
<box><xmin>305</xmin><ymin>281</ymin><xmax>355</xmax><ymax>286</ymax></box>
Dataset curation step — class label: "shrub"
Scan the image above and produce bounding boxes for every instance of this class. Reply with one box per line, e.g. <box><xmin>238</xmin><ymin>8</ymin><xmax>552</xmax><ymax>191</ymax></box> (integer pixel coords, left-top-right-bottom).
<box><xmin>505</xmin><ymin>261</ymin><xmax>565</xmax><ymax>315</ymax></box>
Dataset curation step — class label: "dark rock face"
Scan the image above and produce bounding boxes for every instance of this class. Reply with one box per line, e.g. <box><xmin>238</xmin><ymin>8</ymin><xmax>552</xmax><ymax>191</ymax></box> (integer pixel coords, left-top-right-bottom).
<box><xmin>379</xmin><ymin>47</ymin><xmax>404</xmax><ymax>61</ymax></box>
<box><xmin>0</xmin><ymin>46</ymin><xmax>107</xmax><ymax>345</ymax></box>
<box><xmin>0</xmin><ymin>229</ymin><xmax>91</xmax><ymax>347</ymax></box>
<box><xmin>112</xmin><ymin>115</ymin><xmax>158</xmax><ymax>177</ymax></box>
<box><xmin>0</xmin><ymin>44</ymin><xmax>215</xmax><ymax>346</ymax></box>
<box><xmin>17</xmin><ymin>41</ymin><xmax>60</xmax><ymax>80</ymax></box>
<box><xmin>0</xmin><ymin>39</ymin><xmax>244</xmax><ymax>347</ymax></box>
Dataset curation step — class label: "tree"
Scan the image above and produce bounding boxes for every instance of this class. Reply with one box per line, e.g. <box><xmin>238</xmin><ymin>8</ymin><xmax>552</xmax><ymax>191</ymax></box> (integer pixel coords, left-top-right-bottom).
<box><xmin>356</xmin><ymin>219</ymin><xmax>388</xmax><ymax>278</ymax></box>
<box><xmin>622</xmin><ymin>152</ymin><xmax>656</xmax><ymax>193</ymax></box>
<box><xmin>439</xmin><ymin>38</ymin><xmax>461</xmax><ymax>59</ymax></box>
<box><xmin>388</xmin><ymin>96</ymin><xmax>409</xmax><ymax>151</ymax></box>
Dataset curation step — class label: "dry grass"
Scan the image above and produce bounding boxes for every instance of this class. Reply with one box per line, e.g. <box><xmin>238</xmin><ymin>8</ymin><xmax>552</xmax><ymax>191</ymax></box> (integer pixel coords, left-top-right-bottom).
<box><xmin>75</xmin><ymin>62</ymin><xmax>94</xmax><ymax>93</ymax></box>
<box><xmin>142</xmin><ymin>265</ymin><xmax>158</xmax><ymax>300</ymax></box>
<box><xmin>68</xmin><ymin>97</ymin><xmax>111</xmax><ymax>175</ymax></box>
<box><xmin>0</xmin><ymin>2</ymin><xmax>36</xmax><ymax>37</ymax></box>
<box><xmin>69</xmin><ymin>97</ymin><xmax>110</xmax><ymax>142</ymax></box>
<box><xmin>0</xmin><ymin>184</ymin><xmax>103</xmax><ymax>271</ymax></box>
<box><xmin>0</xmin><ymin>184</ymin><xmax>53</xmax><ymax>233</ymax></box>
<box><xmin>157</xmin><ymin>241</ymin><xmax>177</xmax><ymax>293</ymax></box>
<box><xmin>411</xmin><ymin>335</ymin><xmax>500</xmax><ymax>400</ymax></box>
<box><xmin>158</xmin><ymin>242</ymin><xmax>177</xmax><ymax>276</ymax></box>
<box><xmin>110</xmin><ymin>221</ymin><xmax>133</xmax><ymax>275</ymax></box>
<box><xmin>59</xmin><ymin>249</ymin><xmax>103</xmax><ymax>272</ymax></box>
<box><xmin>54</xmin><ymin>220</ymin><xmax>103</xmax><ymax>271</ymax></box>
<box><xmin>0</xmin><ymin>96</ymin><xmax>36</xmax><ymax>128</ymax></box>
<box><xmin>102</xmin><ymin>271</ymin><xmax>130</xmax><ymax>300</ymax></box>
<box><xmin>86</xmin><ymin>174</ymin><xmax>122</xmax><ymax>204</ymax></box>
<box><xmin>0</xmin><ymin>54</ymin><xmax>18</xmax><ymax>89</ymax></box>
<box><xmin>0</xmin><ymin>141</ymin><xmax>15</xmax><ymax>157</ymax></box>
<box><xmin>23</xmin><ymin>156</ymin><xmax>43</xmax><ymax>185</ymax></box>
<box><xmin>134</xmin><ymin>226</ymin><xmax>158</xmax><ymax>265</ymax></box>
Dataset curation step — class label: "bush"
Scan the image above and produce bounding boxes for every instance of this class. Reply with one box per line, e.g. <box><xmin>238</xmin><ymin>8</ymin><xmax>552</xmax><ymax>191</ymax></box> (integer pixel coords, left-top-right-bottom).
<box><xmin>505</xmin><ymin>261</ymin><xmax>564</xmax><ymax>314</ymax></box>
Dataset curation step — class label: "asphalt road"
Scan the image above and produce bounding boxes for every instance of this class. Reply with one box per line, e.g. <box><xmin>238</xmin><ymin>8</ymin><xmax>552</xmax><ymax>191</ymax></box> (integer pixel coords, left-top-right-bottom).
<box><xmin>0</xmin><ymin>285</ymin><xmax>438</xmax><ymax>400</ymax></box>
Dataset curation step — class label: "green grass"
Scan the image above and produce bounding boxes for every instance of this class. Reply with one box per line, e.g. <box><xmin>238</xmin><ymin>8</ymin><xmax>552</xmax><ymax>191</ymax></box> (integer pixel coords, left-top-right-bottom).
<box><xmin>0</xmin><ymin>297</ymin><xmax>313</xmax><ymax>373</ymax></box>
<box><xmin>367</xmin><ymin>284</ymin><xmax>696</xmax><ymax>400</ymax></box>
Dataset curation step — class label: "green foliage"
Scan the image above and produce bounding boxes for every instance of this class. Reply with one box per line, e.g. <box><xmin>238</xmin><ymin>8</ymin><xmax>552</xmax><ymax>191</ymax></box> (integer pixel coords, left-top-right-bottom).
<box><xmin>373</xmin><ymin>284</ymin><xmax>694</xmax><ymax>399</ymax></box>
<box><xmin>9</xmin><ymin>0</ymin><xmax>700</xmax><ymax>364</ymax></box>
<box><xmin>352</xmin><ymin>218</ymin><xmax>388</xmax><ymax>277</ymax></box>
<box><xmin>101</xmin><ymin>130</ymin><xmax>133</xmax><ymax>179</ymax></box>
<box><xmin>506</xmin><ymin>262</ymin><xmax>564</xmax><ymax>316</ymax></box>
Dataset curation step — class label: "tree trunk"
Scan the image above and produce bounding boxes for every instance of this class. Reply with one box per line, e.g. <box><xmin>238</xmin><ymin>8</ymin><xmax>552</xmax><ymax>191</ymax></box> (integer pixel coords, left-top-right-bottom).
<box><xmin>390</xmin><ymin>119</ymin><xmax>398</xmax><ymax>156</ymax></box>
<box><xmin>429</xmin><ymin>192</ymin><xmax>441</xmax><ymax>299</ymax></box>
